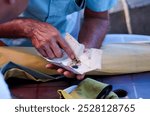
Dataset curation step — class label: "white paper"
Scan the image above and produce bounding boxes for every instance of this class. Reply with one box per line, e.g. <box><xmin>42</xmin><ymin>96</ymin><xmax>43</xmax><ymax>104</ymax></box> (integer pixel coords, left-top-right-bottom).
<box><xmin>44</xmin><ymin>33</ymin><xmax>102</xmax><ymax>74</ymax></box>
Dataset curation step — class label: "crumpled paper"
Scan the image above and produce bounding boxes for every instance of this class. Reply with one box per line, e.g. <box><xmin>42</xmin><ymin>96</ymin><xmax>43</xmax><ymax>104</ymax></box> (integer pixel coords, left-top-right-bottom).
<box><xmin>44</xmin><ymin>33</ymin><xmax>102</xmax><ymax>74</ymax></box>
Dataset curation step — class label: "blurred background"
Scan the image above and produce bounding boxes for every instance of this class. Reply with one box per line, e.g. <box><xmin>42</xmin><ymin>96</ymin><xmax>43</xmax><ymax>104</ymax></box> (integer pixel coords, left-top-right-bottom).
<box><xmin>109</xmin><ymin>0</ymin><xmax>150</xmax><ymax>35</ymax></box>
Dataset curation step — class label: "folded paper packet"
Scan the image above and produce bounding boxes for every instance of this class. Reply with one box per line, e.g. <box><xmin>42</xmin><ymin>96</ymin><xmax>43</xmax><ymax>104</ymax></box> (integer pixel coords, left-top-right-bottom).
<box><xmin>44</xmin><ymin>33</ymin><xmax>102</xmax><ymax>74</ymax></box>
<box><xmin>58</xmin><ymin>78</ymin><xmax>118</xmax><ymax>99</ymax></box>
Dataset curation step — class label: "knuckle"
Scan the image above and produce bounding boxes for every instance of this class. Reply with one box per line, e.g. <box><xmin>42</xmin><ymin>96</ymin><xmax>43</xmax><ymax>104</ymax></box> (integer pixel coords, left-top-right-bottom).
<box><xmin>51</xmin><ymin>32</ymin><xmax>58</xmax><ymax>38</ymax></box>
<box><xmin>52</xmin><ymin>33</ymin><xmax>61</xmax><ymax>40</ymax></box>
<box><xmin>36</xmin><ymin>44</ymin><xmax>44</xmax><ymax>49</ymax></box>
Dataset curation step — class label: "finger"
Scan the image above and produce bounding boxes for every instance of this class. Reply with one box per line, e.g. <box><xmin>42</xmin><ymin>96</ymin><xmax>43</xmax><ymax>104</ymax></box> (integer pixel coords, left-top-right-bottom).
<box><xmin>43</xmin><ymin>44</ymin><xmax>55</xmax><ymax>59</ymax></box>
<box><xmin>46</xmin><ymin>64</ymin><xmax>59</xmax><ymax>69</ymax></box>
<box><xmin>76</xmin><ymin>74</ymin><xmax>85</xmax><ymax>80</ymax></box>
<box><xmin>32</xmin><ymin>38</ymin><xmax>47</xmax><ymax>57</ymax></box>
<box><xmin>38</xmin><ymin>49</ymin><xmax>47</xmax><ymax>57</ymax></box>
<box><xmin>49</xmin><ymin>39</ymin><xmax>63</xmax><ymax>58</ymax></box>
<box><xmin>57</xmin><ymin>36</ymin><xmax>75</xmax><ymax>60</ymax></box>
<box><xmin>32</xmin><ymin>38</ymin><xmax>51</xmax><ymax>58</ymax></box>
<box><xmin>57</xmin><ymin>68</ymin><xmax>65</xmax><ymax>74</ymax></box>
<box><xmin>63</xmin><ymin>71</ymin><xmax>75</xmax><ymax>78</ymax></box>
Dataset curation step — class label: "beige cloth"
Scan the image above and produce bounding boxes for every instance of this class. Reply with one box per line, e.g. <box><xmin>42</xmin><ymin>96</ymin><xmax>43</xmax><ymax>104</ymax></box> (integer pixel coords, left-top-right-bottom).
<box><xmin>0</xmin><ymin>42</ymin><xmax>150</xmax><ymax>79</ymax></box>
<box><xmin>99</xmin><ymin>43</ymin><xmax>150</xmax><ymax>75</ymax></box>
<box><xmin>0</xmin><ymin>47</ymin><xmax>57</xmax><ymax>76</ymax></box>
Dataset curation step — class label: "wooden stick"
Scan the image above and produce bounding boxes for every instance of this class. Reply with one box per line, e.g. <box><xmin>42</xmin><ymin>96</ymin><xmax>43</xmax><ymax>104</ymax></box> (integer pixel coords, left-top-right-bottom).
<box><xmin>122</xmin><ymin>0</ymin><xmax>133</xmax><ymax>34</ymax></box>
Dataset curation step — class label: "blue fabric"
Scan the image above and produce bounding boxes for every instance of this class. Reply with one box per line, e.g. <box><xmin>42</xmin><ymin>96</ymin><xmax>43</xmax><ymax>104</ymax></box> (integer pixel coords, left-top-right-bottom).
<box><xmin>23</xmin><ymin>0</ymin><xmax>117</xmax><ymax>39</ymax></box>
<box><xmin>0</xmin><ymin>38</ymin><xmax>32</xmax><ymax>47</ymax></box>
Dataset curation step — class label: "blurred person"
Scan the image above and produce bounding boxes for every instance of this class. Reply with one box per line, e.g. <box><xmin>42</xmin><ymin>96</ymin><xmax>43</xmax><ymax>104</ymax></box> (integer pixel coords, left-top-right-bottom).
<box><xmin>0</xmin><ymin>0</ymin><xmax>28</xmax><ymax>99</ymax></box>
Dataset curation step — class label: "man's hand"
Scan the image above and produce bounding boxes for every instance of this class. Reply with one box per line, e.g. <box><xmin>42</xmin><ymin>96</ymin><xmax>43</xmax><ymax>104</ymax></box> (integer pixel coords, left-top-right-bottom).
<box><xmin>0</xmin><ymin>18</ymin><xmax>79</xmax><ymax>79</ymax></box>
<box><xmin>26</xmin><ymin>20</ymin><xmax>84</xmax><ymax>79</ymax></box>
<box><xmin>46</xmin><ymin>64</ymin><xmax>85</xmax><ymax>80</ymax></box>
<box><xmin>27</xmin><ymin>20</ymin><xmax>75</xmax><ymax>59</ymax></box>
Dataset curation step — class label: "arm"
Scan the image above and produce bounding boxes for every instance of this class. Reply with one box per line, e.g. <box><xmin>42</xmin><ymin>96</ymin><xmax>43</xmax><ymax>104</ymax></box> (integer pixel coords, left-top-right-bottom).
<box><xmin>47</xmin><ymin>9</ymin><xmax>110</xmax><ymax>80</ymax></box>
<box><xmin>78</xmin><ymin>8</ymin><xmax>109</xmax><ymax>48</ymax></box>
<box><xmin>0</xmin><ymin>18</ymin><xmax>75</xmax><ymax>59</ymax></box>
<box><xmin>0</xmin><ymin>19</ymin><xmax>29</xmax><ymax>38</ymax></box>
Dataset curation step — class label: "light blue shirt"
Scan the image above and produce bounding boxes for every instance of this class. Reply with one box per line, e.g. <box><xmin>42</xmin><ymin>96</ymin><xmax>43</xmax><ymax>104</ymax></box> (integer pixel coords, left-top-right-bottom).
<box><xmin>23</xmin><ymin>0</ymin><xmax>117</xmax><ymax>39</ymax></box>
<box><xmin>1</xmin><ymin>0</ymin><xmax>117</xmax><ymax>46</ymax></box>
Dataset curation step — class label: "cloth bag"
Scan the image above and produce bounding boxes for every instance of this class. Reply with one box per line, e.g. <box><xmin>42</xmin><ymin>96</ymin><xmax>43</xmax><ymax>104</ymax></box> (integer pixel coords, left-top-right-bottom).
<box><xmin>58</xmin><ymin>78</ymin><xmax>118</xmax><ymax>99</ymax></box>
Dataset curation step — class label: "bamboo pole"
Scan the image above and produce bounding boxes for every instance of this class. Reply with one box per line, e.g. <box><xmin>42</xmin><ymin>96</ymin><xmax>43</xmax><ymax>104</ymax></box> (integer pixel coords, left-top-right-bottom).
<box><xmin>121</xmin><ymin>0</ymin><xmax>133</xmax><ymax>34</ymax></box>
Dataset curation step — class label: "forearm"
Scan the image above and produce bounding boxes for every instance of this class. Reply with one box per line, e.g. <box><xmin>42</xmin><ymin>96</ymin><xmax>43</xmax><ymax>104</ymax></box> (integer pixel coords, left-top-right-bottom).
<box><xmin>0</xmin><ymin>18</ymin><xmax>35</xmax><ymax>38</ymax></box>
<box><xmin>78</xmin><ymin>10</ymin><xmax>109</xmax><ymax>48</ymax></box>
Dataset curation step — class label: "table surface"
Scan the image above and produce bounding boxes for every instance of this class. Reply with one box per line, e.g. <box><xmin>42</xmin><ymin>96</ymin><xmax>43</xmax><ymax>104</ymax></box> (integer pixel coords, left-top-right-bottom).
<box><xmin>6</xmin><ymin>72</ymin><xmax>150</xmax><ymax>99</ymax></box>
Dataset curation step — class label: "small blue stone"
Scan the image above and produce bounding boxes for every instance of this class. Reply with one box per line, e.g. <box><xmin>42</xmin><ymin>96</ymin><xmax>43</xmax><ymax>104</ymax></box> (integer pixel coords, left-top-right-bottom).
<box><xmin>72</xmin><ymin>65</ymin><xmax>78</xmax><ymax>69</ymax></box>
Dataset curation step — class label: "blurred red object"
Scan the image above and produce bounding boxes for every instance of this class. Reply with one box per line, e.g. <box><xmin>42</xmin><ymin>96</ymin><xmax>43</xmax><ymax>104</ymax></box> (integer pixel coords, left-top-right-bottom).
<box><xmin>0</xmin><ymin>41</ymin><xmax>6</xmax><ymax>46</ymax></box>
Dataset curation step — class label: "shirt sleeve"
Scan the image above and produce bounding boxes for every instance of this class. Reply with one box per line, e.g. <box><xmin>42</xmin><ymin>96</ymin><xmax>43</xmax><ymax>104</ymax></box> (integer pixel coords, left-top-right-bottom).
<box><xmin>86</xmin><ymin>0</ymin><xmax>117</xmax><ymax>12</ymax></box>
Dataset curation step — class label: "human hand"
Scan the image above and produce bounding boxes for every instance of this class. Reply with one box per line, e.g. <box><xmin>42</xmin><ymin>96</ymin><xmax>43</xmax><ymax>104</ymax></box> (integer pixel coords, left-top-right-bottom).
<box><xmin>25</xmin><ymin>19</ymin><xmax>75</xmax><ymax>59</ymax></box>
<box><xmin>46</xmin><ymin>64</ymin><xmax>85</xmax><ymax>80</ymax></box>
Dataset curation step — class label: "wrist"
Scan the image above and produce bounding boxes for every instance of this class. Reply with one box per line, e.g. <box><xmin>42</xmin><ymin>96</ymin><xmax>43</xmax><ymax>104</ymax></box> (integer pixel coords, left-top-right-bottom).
<box><xmin>18</xmin><ymin>19</ymin><xmax>36</xmax><ymax>38</ymax></box>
